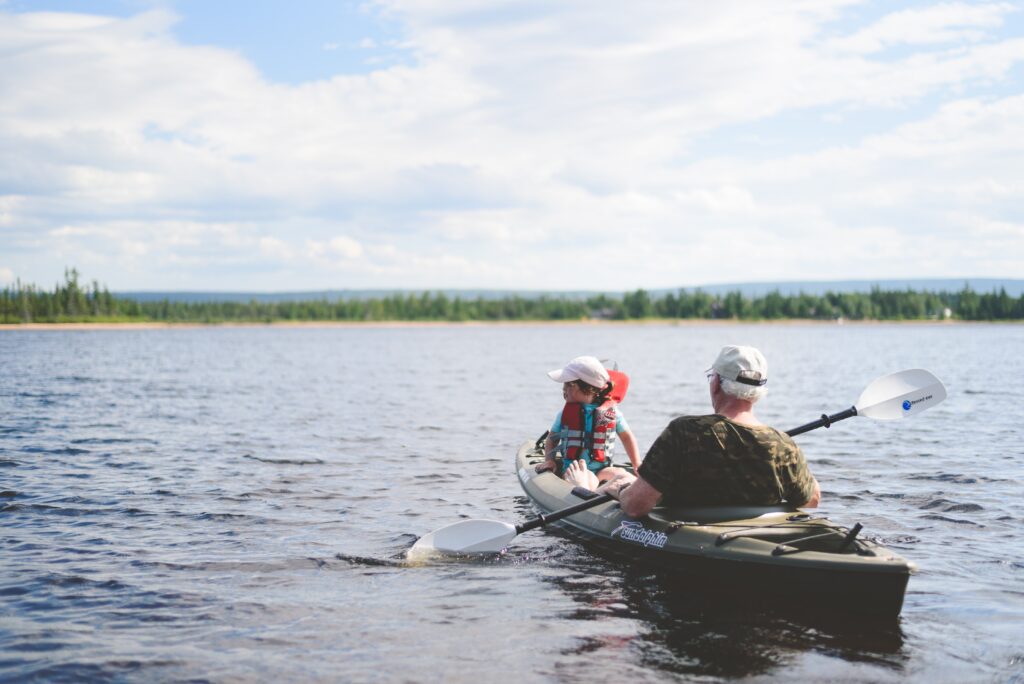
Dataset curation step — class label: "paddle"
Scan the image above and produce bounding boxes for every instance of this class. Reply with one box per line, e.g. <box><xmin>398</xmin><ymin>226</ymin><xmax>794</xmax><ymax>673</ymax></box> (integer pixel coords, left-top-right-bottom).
<box><xmin>408</xmin><ymin>368</ymin><xmax>946</xmax><ymax>558</ymax></box>
<box><xmin>786</xmin><ymin>368</ymin><xmax>946</xmax><ymax>436</ymax></box>
<box><xmin>407</xmin><ymin>489</ymin><xmax>615</xmax><ymax>559</ymax></box>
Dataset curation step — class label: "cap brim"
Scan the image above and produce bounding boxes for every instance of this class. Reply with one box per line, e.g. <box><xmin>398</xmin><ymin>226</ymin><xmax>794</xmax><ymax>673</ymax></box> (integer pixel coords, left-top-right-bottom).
<box><xmin>548</xmin><ymin>368</ymin><xmax>576</xmax><ymax>382</ymax></box>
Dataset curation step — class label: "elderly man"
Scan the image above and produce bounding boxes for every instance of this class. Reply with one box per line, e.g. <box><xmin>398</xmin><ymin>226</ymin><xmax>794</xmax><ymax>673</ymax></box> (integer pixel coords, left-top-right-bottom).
<box><xmin>591</xmin><ymin>345</ymin><xmax>820</xmax><ymax>517</ymax></box>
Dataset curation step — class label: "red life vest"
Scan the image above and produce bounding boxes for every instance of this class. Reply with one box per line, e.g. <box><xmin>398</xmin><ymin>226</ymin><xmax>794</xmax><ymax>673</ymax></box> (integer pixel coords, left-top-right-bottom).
<box><xmin>557</xmin><ymin>370</ymin><xmax>630</xmax><ymax>467</ymax></box>
<box><xmin>560</xmin><ymin>400</ymin><xmax>618</xmax><ymax>464</ymax></box>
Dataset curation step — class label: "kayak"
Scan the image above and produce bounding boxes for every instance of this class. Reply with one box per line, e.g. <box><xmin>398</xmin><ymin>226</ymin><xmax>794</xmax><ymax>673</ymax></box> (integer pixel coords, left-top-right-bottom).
<box><xmin>515</xmin><ymin>440</ymin><xmax>916</xmax><ymax>618</ymax></box>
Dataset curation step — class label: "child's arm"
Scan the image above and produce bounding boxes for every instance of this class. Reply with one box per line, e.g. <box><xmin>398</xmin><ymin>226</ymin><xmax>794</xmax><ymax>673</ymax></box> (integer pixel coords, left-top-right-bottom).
<box><xmin>537</xmin><ymin>434</ymin><xmax>560</xmax><ymax>473</ymax></box>
<box><xmin>619</xmin><ymin>429</ymin><xmax>641</xmax><ymax>470</ymax></box>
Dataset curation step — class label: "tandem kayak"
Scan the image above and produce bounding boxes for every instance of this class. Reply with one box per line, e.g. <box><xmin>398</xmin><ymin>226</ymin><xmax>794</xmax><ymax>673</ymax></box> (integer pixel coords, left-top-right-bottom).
<box><xmin>515</xmin><ymin>440</ymin><xmax>917</xmax><ymax>618</ymax></box>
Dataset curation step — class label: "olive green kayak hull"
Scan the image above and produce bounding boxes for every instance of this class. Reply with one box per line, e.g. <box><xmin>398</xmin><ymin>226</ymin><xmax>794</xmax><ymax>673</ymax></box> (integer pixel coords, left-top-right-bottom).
<box><xmin>515</xmin><ymin>441</ymin><xmax>915</xmax><ymax>618</ymax></box>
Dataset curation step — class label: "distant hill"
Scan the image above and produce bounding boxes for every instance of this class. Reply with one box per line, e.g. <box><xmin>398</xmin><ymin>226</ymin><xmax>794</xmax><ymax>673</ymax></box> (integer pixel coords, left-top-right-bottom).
<box><xmin>116</xmin><ymin>278</ymin><xmax>1023</xmax><ymax>304</ymax></box>
<box><xmin>656</xmin><ymin>278</ymin><xmax>1024</xmax><ymax>298</ymax></box>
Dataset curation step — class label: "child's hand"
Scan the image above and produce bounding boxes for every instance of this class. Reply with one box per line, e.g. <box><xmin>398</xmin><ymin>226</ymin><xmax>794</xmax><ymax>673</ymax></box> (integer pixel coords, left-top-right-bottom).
<box><xmin>535</xmin><ymin>459</ymin><xmax>557</xmax><ymax>473</ymax></box>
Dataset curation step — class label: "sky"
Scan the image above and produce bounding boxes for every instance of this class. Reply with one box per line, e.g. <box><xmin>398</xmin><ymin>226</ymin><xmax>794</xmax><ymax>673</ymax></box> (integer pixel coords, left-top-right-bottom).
<box><xmin>0</xmin><ymin>1</ymin><xmax>1022</xmax><ymax>292</ymax></box>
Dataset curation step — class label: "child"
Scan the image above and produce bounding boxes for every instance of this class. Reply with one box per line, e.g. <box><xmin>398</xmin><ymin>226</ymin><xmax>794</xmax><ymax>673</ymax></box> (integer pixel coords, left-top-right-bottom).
<box><xmin>537</xmin><ymin>355</ymin><xmax>640</xmax><ymax>491</ymax></box>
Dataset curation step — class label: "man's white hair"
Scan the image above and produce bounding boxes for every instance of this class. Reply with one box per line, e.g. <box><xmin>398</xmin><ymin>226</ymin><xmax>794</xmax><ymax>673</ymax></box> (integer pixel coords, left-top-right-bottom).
<box><xmin>719</xmin><ymin>376</ymin><xmax>768</xmax><ymax>403</ymax></box>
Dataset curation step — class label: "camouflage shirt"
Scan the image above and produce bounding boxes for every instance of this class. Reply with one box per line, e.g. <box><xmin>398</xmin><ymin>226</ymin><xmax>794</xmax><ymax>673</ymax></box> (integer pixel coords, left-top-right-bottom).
<box><xmin>637</xmin><ymin>414</ymin><xmax>816</xmax><ymax>506</ymax></box>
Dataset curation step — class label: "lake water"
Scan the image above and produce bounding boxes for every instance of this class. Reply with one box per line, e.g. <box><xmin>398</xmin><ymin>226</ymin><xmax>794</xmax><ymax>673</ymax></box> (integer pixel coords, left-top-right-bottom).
<box><xmin>1</xmin><ymin>322</ymin><xmax>1022</xmax><ymax>682</ymax></box>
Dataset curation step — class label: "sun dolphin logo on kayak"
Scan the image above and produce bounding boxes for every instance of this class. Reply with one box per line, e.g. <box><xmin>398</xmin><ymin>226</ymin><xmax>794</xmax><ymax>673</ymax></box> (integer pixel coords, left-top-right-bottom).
<box><xmin>610</xmin><ymin>520</ymin><xmax>668</xmax><ymax>549</ymax></box>
<box><xmin>903</xmin><ymin>394</ymin><xmax>933</xmax><ymax>412</ymax></box>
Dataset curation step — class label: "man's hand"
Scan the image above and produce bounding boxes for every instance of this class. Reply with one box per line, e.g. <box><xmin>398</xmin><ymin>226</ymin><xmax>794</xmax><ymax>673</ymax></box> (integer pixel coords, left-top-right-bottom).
<box><xmin>602</xmin><ymin>475</ymin><xmax>662</xmax><ymax>518</ymax></box>
<box><xmin>596</xmin><ymin>473</ymin><xmax>635</xmax><ymax>500</ymax></box>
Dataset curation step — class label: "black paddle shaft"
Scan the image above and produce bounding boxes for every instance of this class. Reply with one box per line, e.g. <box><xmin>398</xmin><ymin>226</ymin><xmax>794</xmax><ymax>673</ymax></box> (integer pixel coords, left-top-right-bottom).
<box><xmin>786</xmin><ymin>406</ymin><xmax>858</xmax><ymax>437</ymax></box>
<box><xmin>515</xmin><ymin>493</ymin><xmax>614</xmax><ymax>534</ymax></box>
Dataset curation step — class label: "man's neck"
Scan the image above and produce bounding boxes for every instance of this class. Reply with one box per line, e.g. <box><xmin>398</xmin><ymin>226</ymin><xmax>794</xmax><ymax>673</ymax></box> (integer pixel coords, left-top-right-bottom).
<box><xmin>714</xmin><ymin>396</ymin><xmax>763</xmax><ymax>427</ymax></box>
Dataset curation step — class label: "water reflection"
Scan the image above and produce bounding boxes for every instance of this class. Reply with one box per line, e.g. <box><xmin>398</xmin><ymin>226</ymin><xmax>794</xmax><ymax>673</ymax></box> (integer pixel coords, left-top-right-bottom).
<box><xmin>549</xmin><ymin>554</ymin><xmax>907</xmax><ymax>679</ymax></box>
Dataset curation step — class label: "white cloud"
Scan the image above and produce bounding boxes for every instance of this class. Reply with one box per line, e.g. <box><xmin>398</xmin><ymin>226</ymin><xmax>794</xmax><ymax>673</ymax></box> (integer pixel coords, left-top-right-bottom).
<box><xmin>673</xmin><ymin>186</ymin><xmax>757</xmax><ymax>215</ymax></box>
<box><xmin>0</xmin><ymin>195</ymin><xmax>21</xmax><ymax>226</ymax></box>
<box><xmin>0</xmin><ymin>266</ymin><xmax>14</xmax><ymax>285</ymax></box>
<box><xmin>306</xmin><ymin>236</ymin><xmax>364</xmax><ymax>263</ymax></box>
<box><xmin>433</xmin><ymin>210</ymin><xmax>522</xmax><ymax>243</ymax></box>
<box><xmin>0</xmin><ymin>2</ymin><xmax>1021</xmax><ymax>290</ymax></box>
<box><xmin>829</xmin><ymin>2</ymin><xmax>1015</xmax><ymax>54</ymax></box>
<box><xmin>327</xmin><ymin>236</ymin><xmax>364</xmax><ymax>259</ymax></box>
<box><xmin>259</xmin><ymin>236</ymin><xmax>296</xmax><ymax>260</ymax></box>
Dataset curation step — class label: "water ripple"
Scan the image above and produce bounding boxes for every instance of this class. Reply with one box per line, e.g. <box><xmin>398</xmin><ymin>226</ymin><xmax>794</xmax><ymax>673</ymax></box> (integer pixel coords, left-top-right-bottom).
<box><xmin>242</xmin><ymin>454</ymin><xmax>325</xmax><ymax>465</ymax></box>
<box><xmin>1</xmin><ymin>323</ymin><xmax>1022</xmax><ymax>682</ymax></box>
<box><xmin>919</xmin><ymin>514</ymin><xmax>983</xmax><ymax>526</ymax></box>
<box><xmin>920</xmin><ymin>499</ymin><xmax>985</xmax><ymax>513</ymax></box>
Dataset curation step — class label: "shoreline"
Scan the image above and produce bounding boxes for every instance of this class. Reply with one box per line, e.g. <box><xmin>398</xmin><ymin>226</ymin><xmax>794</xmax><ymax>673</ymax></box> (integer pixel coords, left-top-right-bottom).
<box><xmin>0</xmin><ymin>318</ymin><xmax>1010</xmax><ymax>330</ymax></box>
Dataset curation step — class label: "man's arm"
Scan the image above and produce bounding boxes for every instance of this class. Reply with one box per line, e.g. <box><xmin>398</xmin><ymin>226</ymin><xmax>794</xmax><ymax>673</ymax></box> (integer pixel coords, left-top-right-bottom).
<box><xmin>799</xmin><ymin>477</ymin><xmax>821</xmax><ymax>508</ymax></box>
<box><xmin>598</xmin><ymin>474</ymin><xmax>662</xmax><ymax>518</ymax></box>
<box><xmin>780</xmin><ymin>438</ymin><xmax>820</xmax><ymax>508</ymax></box>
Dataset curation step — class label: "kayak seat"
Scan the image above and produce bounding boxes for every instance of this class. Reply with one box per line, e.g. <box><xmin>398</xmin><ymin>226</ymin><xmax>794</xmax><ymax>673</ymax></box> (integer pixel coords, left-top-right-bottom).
<box><xmin>649</xmin><ymin>506</ymin><xmax>797</xmax><ymax>526</ymax></box>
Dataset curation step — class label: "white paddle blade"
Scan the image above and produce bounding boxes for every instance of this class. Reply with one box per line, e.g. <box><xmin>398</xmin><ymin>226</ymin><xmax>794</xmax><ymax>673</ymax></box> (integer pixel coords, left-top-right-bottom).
<box><xmin>408</xmin><ymin>519</ymin><xmax>518</xmax><ymax>558</ymax></box>
<box><xmin>855</xmin><ymin>368</ymin><xmax>946</xmax><ymax>420</ymax></box>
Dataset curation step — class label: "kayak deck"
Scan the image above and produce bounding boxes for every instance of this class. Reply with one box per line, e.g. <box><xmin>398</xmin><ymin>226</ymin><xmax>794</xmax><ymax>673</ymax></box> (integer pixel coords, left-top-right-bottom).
<box><xmin>515</xmin><ymin>440</ymin><xmax>915</xmax><ymax>618</ymax></box>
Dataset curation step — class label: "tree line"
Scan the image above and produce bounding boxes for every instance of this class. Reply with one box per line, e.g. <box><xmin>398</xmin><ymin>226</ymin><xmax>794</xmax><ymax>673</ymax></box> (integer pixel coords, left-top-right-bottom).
<box><xmin>2</xmin><ymin>268</ymin><xmax>1022</xmax><ymax>323</ymax></box>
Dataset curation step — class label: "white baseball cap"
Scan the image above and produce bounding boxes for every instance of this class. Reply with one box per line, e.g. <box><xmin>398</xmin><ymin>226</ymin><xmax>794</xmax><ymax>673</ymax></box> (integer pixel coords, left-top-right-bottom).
<box><xmin>547</xmin><ymin>356</ymin><xmax>610</xmax><ymax>389</ymax></box>
<box><xmin>708</xmin><ymin>345</ymin><xmax>768</xmax><ymax>386</ymax></box>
